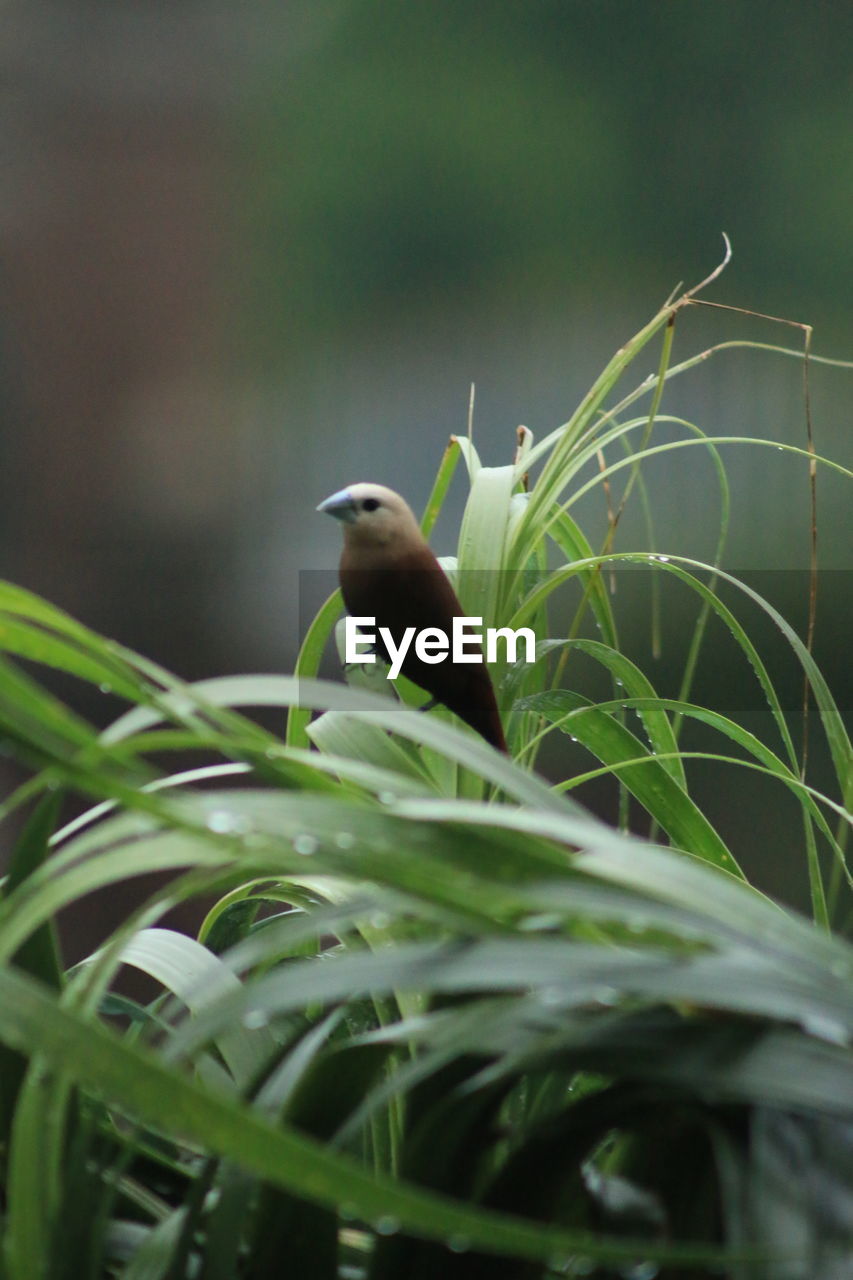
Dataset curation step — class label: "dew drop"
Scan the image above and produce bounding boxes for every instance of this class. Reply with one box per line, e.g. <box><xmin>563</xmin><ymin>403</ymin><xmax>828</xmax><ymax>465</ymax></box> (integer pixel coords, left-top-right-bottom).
<box><xmin>378</xmin><ymin>790</ymin><xmax>397</xmax><ymax>806</ymax></box>
<box><xmin>593</xmin><ymin>986</ymin><xmax>620</xmax><ymax>1007</ymax></box>
<box><xmin>339</xmin><ymin>1202</ymin><xmax>360</xmax><ymax>1222</ymax></box>
<box><xmin>620</xmin><ymin>1263</ymin><xmax>659</xmax><ymax>1280</ymax></box>
<box><xmin>373</xmin><ymin>1215</ymin><xmax>400</xmax><ymax>1236</ymax></box>
<box><xmin>520</xmin><ymin>913</ymin><xmax>562</xmax><ymax>932</ymax></box>
<box><xmin>242</xmin><ymin>1009</ymin><xmax>269</xmax><ymax>1031</ymax></box>
<box><xmin>447</xmin><ymin>1234</ymin><xmax>470</xmax><ymax>1254</ymax></box>
<box><xmin>98</xmin><ymin>682</ymin><xmax>112</xmax><ymax>694</ymax></box>
<box><xmin>207</xmin><ymin>810</ymin><xmax>236</xmax><ymax>834</ymax></box>
<box><xmin>335</xmin><ymin>831</ymin><xmax>355</xmax><ymax>849</ymax></box>
<box><xmin>370</xmin><ymin>911</ymin><xmax>391</xmax><ymax>931</ymax></box>
<box><xmin>293</xmin><ymin>833</ymin><xmax>319</xmax><ymax>856</ymax></box>
<box><xmin>207</xmin><ymin>810</ymin><xmax>252</xmax><ymax>836</ymax></box>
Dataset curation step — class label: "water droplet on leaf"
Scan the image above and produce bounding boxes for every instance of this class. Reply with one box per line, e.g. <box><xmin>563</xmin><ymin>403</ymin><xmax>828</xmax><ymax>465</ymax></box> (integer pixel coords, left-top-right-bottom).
<box><xmin>620</xmin><ymin>1263</ymin><xmax>659</xmax><ymax>1280</ymax></box>
<box><xmin>447</xmin><ymin>1234</ymin><xmax>470</xmax><ymax>1254</ymax></box>
<box><xmin>293</xmin><ymin>834</ymin><xmax>319</xmax><ymax>856</ymax></box>
<box><xmin>374</xmin><ymin>1215</ymin><xmax>400</xmax><ymax>1236</ymax></box>
<box><xmin>207</xmin><ymin>810</ymin><xmax>236</xmax><ymax>834</ymax></box>
<box><xmin>242</xmin><ymin>1009</ymin><xmax>269</xmax><ymax>1030</ymax></box>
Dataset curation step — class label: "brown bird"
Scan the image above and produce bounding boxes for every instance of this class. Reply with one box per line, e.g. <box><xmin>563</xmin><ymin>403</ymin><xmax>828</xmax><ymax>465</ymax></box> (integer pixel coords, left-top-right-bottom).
<box><xmin>318</xmin><ymin>483</ymin><xmax>507</xmax><ymax>751</ymax></box>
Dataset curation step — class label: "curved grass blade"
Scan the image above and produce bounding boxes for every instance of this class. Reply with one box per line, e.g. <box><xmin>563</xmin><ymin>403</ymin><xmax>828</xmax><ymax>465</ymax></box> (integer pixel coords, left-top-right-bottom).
<box><xmin>0</xmin><ymin>964</ymin><xmax>751</xmax><ymax>1272</ymax></box>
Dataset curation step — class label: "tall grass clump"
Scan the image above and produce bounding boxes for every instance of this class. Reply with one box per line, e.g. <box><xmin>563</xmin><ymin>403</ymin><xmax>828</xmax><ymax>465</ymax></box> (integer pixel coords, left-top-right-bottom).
<box><xmin>0</xmin><ymin>249</ymin><xmax>850</xmax><ymax>1278</ymax></box>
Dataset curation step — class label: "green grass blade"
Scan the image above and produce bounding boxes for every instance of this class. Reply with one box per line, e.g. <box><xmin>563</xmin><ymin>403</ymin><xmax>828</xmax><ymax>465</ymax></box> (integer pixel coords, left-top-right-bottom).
<box><xmin>0</xmin><ymin>965</ymin><xmax>748</xmax><ymax>1271</ymax></box>
<box><xmin>518</xmin><ymin>689</ymin><xmax>741</xmax><ymax>875</ymax></box>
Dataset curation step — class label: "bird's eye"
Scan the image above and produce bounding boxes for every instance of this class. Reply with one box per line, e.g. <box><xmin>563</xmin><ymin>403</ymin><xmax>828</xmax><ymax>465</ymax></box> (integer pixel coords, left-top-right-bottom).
<box><xmin>361</xmin><ymin>497</ymin><xmax>380</xmax><ymax>512</ymax></box>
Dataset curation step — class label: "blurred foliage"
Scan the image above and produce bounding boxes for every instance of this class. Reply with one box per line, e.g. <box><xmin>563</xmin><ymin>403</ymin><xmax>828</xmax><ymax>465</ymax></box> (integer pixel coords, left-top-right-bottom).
<box><xmin>0</xmin><ymin>281</ymin><xmax>850</xmax><ymax>1277</ymax></box>
<box><xmin>250</xmin><ymin>0</ymin><xmax>853</xmax><ymax>334</ymax></box>
<box><xmin>1</xmin><ymin>0</ymin><xmax>850</xmax><ymax>962</ymax></box>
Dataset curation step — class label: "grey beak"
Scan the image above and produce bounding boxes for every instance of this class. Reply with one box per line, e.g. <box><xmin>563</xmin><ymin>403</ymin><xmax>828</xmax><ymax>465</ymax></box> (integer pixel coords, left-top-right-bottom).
<box><xmin>317</xmin><ymin>487</ymin><xmax>358</xmax><ymax>523</ymax></box>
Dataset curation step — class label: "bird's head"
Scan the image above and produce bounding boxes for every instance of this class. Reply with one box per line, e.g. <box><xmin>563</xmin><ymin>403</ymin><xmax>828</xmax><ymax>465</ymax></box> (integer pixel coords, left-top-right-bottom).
<box><xmin>317</xmin><ymin>483</ymin><xmax>422</xmax><ymax>548</ymax></box>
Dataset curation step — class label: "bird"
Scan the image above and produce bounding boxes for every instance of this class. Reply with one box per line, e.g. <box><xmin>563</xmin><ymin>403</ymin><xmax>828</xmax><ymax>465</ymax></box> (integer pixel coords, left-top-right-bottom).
<box><xmin>317</xmin><ymin>482</ymin><xmax>507</xmax><ymax>752</ymax></box>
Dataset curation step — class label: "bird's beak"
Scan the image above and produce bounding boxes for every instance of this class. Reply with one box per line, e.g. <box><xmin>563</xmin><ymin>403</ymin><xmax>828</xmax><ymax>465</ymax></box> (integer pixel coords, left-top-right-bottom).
<box><xmin>317</xmin><ymin>487</ymin><xmax>358</xmax><ymax>523</ymax></box>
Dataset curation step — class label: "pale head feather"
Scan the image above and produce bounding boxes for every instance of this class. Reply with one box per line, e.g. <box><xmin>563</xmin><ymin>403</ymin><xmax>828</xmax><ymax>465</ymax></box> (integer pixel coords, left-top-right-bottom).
<box><xmin>317</xmin><ymin>482</ymin><xmax>424</xmax><ymax>549</ymax></box>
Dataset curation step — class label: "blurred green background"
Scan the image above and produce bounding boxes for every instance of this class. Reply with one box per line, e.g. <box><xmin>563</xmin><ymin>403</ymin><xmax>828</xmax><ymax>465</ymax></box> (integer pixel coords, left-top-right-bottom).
<box><xmin>0</xmin><ymin>1</ymin><xmax>850</xmax><ymax>914</ymax></box>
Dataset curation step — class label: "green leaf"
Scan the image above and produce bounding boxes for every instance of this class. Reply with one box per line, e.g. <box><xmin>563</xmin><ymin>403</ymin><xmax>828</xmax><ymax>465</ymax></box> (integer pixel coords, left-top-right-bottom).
<box><xmin>113</xmin><ymin>928</ymin><xmax>275</xmax><ymax>1088</ymax></box>
<box><xmin>0</xmin><ymin>792</ymin><xmax>64</xmax><ymax>1147</ymax></box>
<box><xmin>520</xmin><ymin>688</ymin><xmax>741</xmax><ymax>876</ymax></box>
<box><xmin>0</xmin><ymin>965</ymin><xmax>744</xmax><ymax>1270</ymax></box>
